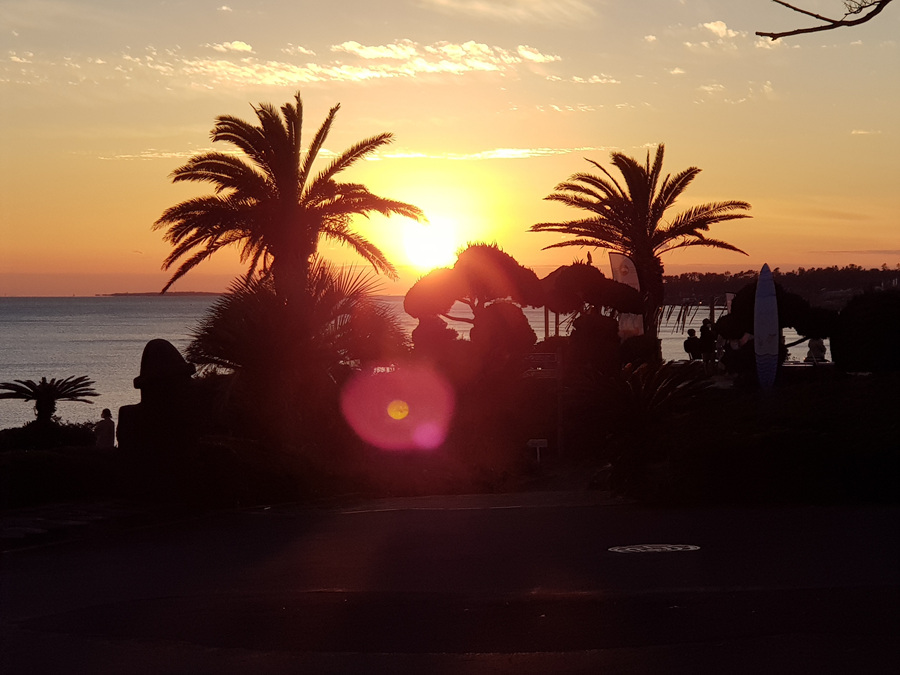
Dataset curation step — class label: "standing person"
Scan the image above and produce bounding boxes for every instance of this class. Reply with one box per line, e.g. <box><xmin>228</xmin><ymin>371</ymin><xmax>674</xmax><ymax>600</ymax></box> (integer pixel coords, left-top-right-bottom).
<box><xmin>683</xmin><ymin>329</ymin><xmax>702</xmax><ymax>360</ymax></box>
<box><xmin>700</xmin><ymin>318</ymin><xmax>717</xmax><ymax>374</ymax></box>
<box><xmin>94</xmin><ymin>408</ymin><xmax>116</xmax><ymax>449</ymax></box>
<box><xmin>805</xmin><ymin>337</ymin><xmax>827</xmax><ymax>363</ymax></box>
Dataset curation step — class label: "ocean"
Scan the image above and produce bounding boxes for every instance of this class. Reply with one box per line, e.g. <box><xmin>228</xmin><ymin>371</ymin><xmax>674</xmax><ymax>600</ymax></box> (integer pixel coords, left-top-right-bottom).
<box><xmin>0</xmin><ymin>297</ymin><xmax>821</xmax><ymax>430</ymax></box>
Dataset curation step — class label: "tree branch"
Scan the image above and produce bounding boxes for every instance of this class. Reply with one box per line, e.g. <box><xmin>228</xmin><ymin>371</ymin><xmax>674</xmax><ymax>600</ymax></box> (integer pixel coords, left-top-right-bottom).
<box><xmin>756</xmin><ymin>0</ymin><xmax>894</xmax><ymax>40</ymax></box>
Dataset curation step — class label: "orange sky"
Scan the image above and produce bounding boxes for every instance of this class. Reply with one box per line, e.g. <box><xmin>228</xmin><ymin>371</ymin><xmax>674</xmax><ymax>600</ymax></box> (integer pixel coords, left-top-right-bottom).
<box><xmin>1</xmin><ymin>1</ymin><xmax>898</xmax><ymax>296</ymax></box>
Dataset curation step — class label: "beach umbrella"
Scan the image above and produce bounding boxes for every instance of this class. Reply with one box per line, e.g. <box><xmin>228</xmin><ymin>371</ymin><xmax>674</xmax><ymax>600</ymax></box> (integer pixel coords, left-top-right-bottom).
<box><xmin>540</xmin><ymin>263</ymin><xmax>643</xmax><ymax>315</ymax></box>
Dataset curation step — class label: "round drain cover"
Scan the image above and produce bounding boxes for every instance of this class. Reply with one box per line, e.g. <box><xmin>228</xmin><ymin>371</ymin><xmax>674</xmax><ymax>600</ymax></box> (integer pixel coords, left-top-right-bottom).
<box><xmin>609</xmin><ymin>544</ymin><xmax>700</xmax><ymax>553</ymax></box>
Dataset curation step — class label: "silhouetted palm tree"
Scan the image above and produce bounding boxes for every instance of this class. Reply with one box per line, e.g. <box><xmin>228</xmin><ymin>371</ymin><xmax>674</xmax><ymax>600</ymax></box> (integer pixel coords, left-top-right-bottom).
<box><xmin>531</xmin><ymin>144</ymin><xmax>751</xmax><ymax>344</ymax></box>
<box><xmin>0</xmin><ymin>376</ymin><xmax>98</xmax><ymax>425</ymax></box>
<box><xmin>154</xmin><ymin>91</ymin><xmax>423</xmax><ymax>307</ymax></box>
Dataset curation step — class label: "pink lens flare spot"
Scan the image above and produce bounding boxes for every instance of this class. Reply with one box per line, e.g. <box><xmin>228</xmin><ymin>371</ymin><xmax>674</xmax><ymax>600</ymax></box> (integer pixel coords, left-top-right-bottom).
<box><xmin>411</xmin><ymin>422</ymin><xmax>444</xmax><ymax>450</ymax></box>
<box><xmin>340</xmin><ymin>363</ymin><xmax>455</xmax><ymax>451</ymax></box>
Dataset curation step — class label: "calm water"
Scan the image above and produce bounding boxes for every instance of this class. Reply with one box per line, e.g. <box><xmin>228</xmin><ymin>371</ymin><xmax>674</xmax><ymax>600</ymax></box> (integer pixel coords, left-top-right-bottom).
<box><xmin>0</xmin><ymin>297</ymin><xmax>817</xmax><ymax>430</ymax></box>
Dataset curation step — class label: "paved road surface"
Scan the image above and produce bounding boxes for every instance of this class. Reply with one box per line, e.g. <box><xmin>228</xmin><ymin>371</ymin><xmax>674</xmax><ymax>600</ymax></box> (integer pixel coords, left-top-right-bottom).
<box><xmin>1</xmin><ymin>492</ymin><xmax>897</xmax><ymax>673</ymax></box>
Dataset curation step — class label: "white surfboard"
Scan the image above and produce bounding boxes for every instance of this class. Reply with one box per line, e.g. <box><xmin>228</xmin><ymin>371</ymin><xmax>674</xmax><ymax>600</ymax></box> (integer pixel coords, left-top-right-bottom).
<box><xmin>754</xmin><ymin>263</ymin><xmax>779</xmax><ymax>389</ymax></box>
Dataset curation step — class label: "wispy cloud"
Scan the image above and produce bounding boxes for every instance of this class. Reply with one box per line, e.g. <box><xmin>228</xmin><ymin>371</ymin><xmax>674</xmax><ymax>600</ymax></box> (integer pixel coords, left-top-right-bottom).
<box><xmin>851</xmin><ymin>129</ymin><xmax>882</xmax><ymax>135</ymax></box>
<box><xmin>109</xmin><ymin>144</ymin><xmax>602</xmax><ymax>163</ymax></box>
<box><xmin>386</xmin><ymin>145</ymin><xmax>606</xmax><ymax>160</ymax></box>
<box><xmin>517</xmin><ymin>45</ymin><xmax>561</xmax><ymax>63</ymax></box>
<box><xmin>571</xmin><ymin>74</ymin><xmax>619</xmax><ymax>84</ymax></box>
<box><xmin>282</xmin><ymin>44</ymin><xmax>315</xmax><ymax>56</ymax></box>
<box><xmin>2</xmin><ymin>38</ymin><xmax>563</xmax><ymax>89</ymax></box>
<box><xmin>206</xmin><ymin>41</ymin><xmax>253</xmax><ymax>53</ymax></box>
<box><xmin>536</xmin><ymin>103</ymin><xmax>600</xmax><ymax>112</ymax></box>
<box><xmin>417</xmin><ymin>0</ymin><xmax>596</xmax><ymax>24</ymax></box>
<box><xmin>819</xmin><ymin>250</ymin><xmax>900</xmax><ymax>256</ymax></box>
<box><xmin>683</xmin><ymin>20</ymin><xmax>748</xmax><ymax>51</ymax></box>
<box><xmin>702</xmin><ymin>21</ymin><xmax>739</xmax><ymax>39</ymax></box>
<box><xmin>98</xmin><ymin>149</ymin><xmax>203</xmax><ymax>161</ymax></box>
<box><xmin>333</xmin><ymin>40</ymin><xmax>420</xmax><ymax>60</ymax></box>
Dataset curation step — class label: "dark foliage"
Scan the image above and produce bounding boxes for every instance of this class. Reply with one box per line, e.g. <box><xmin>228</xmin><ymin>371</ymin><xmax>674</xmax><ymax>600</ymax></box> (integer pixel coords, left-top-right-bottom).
<box><xmin>470</xmin><ymin>301</ymin><xmax>537</xmax><ymax>371</ymax></box>
<box><xmin>831</xmin><ymin>290</ymin><xmax>900</xmax><ymax>372</ymax></box>
<box><xmin>663</xmin><ymin>264</ymin><xmax>899</xmax><ymax>308</ymax></box>
<box><xmin>715</xmin><ymin>277</ymin><xmax>841</xmax><ymax>342</ymax></box>
<box><xmin>666</xmin><ymin>371</ymin><xmax>898</xmax><ymax>505</ymax></box>
<box><xmin>0</xmin><ymin>420</ymin><xmax>95</xmax><ymax>451</ymax></box>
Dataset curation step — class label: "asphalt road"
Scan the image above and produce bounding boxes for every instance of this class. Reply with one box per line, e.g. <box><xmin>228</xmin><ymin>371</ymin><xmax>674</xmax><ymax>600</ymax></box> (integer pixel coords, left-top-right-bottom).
<box><xmin>1</xmin><ymin>492</ymin><xmax>897</xmax><ymax>674</ymax></box>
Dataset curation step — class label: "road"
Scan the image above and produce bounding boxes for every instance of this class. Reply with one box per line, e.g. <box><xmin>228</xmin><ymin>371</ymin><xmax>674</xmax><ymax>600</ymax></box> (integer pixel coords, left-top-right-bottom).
<box><xmin>1</xmin><ymin>492</ymin><xmax>897</xmax><ymax>673</ymax></box>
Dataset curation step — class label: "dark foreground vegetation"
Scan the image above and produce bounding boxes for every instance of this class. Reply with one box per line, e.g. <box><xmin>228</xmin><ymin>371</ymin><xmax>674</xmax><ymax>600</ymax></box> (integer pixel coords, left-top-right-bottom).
<box><xmin>1</xmin><ymin>366</ymin><xmax>897</xmax><ymax>510</ymax></box>
<box><xmin>663</xmin><ymin>264</ymin><xmax>899</xmax><ymax>308</ymax></box>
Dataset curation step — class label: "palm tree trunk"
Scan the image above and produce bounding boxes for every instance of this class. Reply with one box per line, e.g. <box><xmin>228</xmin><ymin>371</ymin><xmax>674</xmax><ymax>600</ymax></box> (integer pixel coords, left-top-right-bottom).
<box><xmin>635</xmin><ymin>255</ymin><xmax>666</xmax><ymax>362</ymax></box>
<box><xmin>34</xmin><ymin>399</ymin><xmax>56</xmax><ymax>425</ymax></box>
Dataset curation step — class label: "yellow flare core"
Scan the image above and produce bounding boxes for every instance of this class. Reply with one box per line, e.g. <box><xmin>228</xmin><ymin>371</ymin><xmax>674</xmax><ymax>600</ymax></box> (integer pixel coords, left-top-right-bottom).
<box><xmin>387</xmin><ymin>399</ymin><xmax>410</xmax><ymax>420</ymax></box>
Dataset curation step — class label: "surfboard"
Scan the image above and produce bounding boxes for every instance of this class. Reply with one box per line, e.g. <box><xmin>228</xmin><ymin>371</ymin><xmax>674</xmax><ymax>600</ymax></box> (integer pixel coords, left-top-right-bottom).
<box><xmin>754</xmin><ymin>263</ymin><xmax>779</xmax><ymax>389</ymax></box>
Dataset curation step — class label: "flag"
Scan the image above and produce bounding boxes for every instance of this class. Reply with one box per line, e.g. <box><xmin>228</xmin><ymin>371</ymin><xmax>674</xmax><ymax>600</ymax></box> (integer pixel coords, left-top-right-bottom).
<box><xmin>609</xmin><ymin>252</ymin><xmax>643</xmax><ymax>338</ymax></box>
<box><xmin>608</xmin><ymin>252</ymin><xmax>640</xmax><ymax>291</ymax></box>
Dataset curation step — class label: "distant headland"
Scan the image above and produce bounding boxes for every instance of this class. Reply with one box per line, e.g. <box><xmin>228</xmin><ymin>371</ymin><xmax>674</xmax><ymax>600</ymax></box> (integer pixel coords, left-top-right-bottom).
<box><xmin>97</xmin><ymin>291</ymin><xmax>222</xmax><ymax>297</ymax></box>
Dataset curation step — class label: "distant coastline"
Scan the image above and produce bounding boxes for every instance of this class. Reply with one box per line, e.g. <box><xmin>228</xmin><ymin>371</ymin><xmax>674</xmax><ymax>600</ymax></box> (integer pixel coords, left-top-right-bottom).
<box><xmin>97</xmin><ymin>291</ymin><xmax>223</xmax><ymax>297</ymax></box>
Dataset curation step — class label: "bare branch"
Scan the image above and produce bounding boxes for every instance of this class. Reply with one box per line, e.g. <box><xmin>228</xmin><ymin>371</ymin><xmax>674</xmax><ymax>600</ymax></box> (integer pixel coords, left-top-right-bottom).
<box><xmin>756</xmin><ymin>0</ymin><xmax>894</xmax><ymax>40</ymax></box>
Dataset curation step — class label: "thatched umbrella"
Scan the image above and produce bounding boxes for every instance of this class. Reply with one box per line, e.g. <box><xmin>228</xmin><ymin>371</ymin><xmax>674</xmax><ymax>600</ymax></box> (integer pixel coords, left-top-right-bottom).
<box><xmin>453</xmin><ymin>243</ymin><xmax>545</xmax><ymax>309</ymax></box>
<box><xmin>540</xmin><ymin>263</ymin><xmax>643</xmax><ymax>314</ymax></box>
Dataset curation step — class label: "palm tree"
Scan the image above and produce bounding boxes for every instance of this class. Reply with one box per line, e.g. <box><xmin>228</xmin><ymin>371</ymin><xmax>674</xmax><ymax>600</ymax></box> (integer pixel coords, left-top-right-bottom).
<box><xmin>531</xmin><ymin>144</ymin><xmax>751</xmax><ymax>346</ymax></box>
<box><xmin>154</xmin><ymin>90</ymin><xmax>423</xmax><ymax>307</ymax></box>
<box><xmin>186</xmin><ymin>259</ymin><xmax>409</xmax><ymax>445</ymax></box>
<box><xmin>0</xmin><ymin>376</ymin><xmax>98</xmax><ymax>425</ymax></box>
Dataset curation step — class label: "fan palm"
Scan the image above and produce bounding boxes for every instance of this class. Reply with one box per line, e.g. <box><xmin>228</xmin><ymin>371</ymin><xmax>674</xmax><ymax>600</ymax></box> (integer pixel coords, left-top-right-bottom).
<box><xmin>187</xmin><ymin>258</ymin><xmax>408</xmax><ymax>376</ymax></box>
<box><xmin>531</xmin><ymin>144</ymin><xmax>751</xmax><ymax>344</ymax></box>
<box><xmin>186</xmin><ymin>259</ymin><xmax>408</xmax><ymax>445</ymax></box>
<box><xmin>0</xmin><ymin>376</ymin><xmax>98</xmax><ymax>425</ymax></box>
<box><xmin>154</xmin><ymin>90</ymin><xmax>423</xmax><ymax>307</ymax></box>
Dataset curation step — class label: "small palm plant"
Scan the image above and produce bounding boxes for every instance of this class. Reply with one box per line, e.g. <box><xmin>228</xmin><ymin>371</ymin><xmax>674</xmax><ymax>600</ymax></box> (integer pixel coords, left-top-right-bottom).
<box><xmin>604</xmin><ymin>361</ymin><xmax>710</xmax><ymax>497</ymax></box>
<box><xmin>0</xmin><ymin>376</ymin><xmax>99</xmax><ymax>425</ymax></box>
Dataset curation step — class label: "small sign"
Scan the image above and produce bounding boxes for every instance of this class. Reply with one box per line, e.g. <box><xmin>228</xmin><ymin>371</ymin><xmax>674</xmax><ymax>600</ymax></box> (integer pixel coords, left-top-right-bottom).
<box><xmin>526</xmin><ymin>438</ymin><xmax>548</xmax><ymax>462</ymax></box>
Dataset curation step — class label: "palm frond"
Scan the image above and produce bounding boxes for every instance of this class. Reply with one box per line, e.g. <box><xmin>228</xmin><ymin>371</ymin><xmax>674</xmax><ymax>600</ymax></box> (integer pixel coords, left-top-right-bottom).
<box><xmin>170</xmin><ymin>152</ymin><xmax>271</xmax><ymax>198</ymax></box>
<box><xmin>210</xmin><ymin>114</ymin><xmax>272</xmax><ymax>174</ymax></box>
<box><xmin>0</xmin><ymin>376</ymin><xmax>98</xmax><ymax>404</ymax></box>
<box><xmin>298</xmin><ymin>103</ymin><xmax>340</xmax><ymax>191</ymax></box>
<box><xmin>307</xmin><ymin>132</ymin><xmax>394</xmax><ymax>198</ymax></box>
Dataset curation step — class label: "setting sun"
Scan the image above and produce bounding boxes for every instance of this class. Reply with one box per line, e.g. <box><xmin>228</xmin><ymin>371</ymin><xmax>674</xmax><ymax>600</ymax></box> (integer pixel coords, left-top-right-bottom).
<box><xmin>402</xmin><ymin>216</ymin><xmax>460</xmax><ymax>273</ymax></box>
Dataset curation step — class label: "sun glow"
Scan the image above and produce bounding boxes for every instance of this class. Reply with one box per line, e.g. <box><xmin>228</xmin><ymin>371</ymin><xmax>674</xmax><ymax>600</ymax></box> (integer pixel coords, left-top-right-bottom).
<box><xmin>402</xmin><ymin>216</ymin><xmax>460</xmax><ymax>272</ymax></box>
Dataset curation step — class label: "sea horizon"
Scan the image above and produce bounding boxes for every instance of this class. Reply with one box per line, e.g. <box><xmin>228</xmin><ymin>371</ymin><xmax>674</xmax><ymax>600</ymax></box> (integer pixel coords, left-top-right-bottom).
<box><xmin>0</xmin><ymin>296</ymin><xmax>821</xmax><ymax>431</ymax></box>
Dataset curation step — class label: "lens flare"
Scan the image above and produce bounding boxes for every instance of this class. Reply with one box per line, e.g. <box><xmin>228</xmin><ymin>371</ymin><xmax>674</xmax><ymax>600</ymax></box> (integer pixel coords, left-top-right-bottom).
<box><xmin>340</xmin><ymin>364</ymin><xmax>455</xmax><ymax>451</ymax></box>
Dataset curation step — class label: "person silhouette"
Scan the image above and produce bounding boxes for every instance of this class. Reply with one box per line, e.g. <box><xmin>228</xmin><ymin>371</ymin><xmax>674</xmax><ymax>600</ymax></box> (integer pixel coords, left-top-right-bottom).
<box><xmin>683</xmin><ymin>329</ymin><xmax>702</xmax><ymax>360</ymax></box>
<box><xmin>805</xmin><ymin>337</ymin><xmax>827</xmax><ymax>363</ymax></box>
<box><xmin>94</xmin><ymin>408</ymin><xmax>116</xmax><ymax>449</ymax></box>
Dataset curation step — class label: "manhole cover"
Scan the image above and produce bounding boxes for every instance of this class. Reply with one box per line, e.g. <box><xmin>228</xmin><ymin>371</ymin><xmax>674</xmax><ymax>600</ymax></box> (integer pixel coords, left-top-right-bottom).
<box><xmin>609</xmin><ymin>544</ymin><xmax>700</xmax><ymax>553</ymax></box>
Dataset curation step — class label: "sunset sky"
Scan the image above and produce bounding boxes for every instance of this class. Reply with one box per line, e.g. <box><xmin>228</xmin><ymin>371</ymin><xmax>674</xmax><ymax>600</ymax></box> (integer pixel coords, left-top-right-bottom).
<box><xmin>1</xmin><ymin>0</ymin><xmax>898</xmax><ymax>296</ymax></box>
